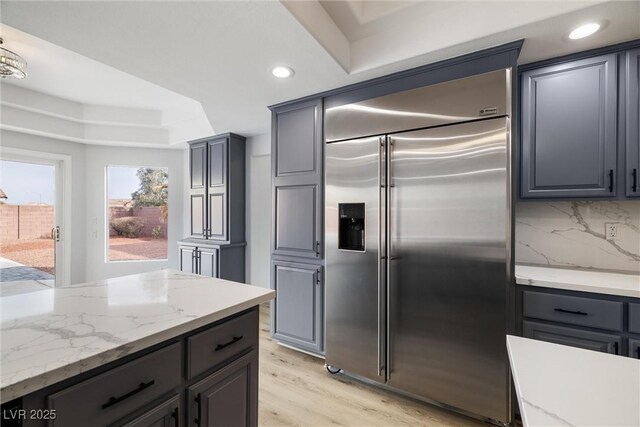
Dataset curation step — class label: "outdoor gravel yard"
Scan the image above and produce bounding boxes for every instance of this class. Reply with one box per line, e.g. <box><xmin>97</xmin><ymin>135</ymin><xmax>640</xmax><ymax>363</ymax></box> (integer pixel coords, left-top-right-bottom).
<box><xmin>0</xmin><ymin>239</ymin><xmax>54</xmax><ymax>274</ymax></box>
<box><xmin>0</xmin><ymin>237</ymin><xmax>167</xmax><ymax>275</ymax></box>
<box><xmin>108</xmin><ymin>237</ymin><xmax>168</xmax><ymax>261</ymax></box>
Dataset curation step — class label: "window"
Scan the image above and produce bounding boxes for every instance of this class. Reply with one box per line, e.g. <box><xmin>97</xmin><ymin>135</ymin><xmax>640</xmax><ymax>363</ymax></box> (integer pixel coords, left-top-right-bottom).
<box><xmin>106</xmin><ymin>166</ymin><xmax>168</xmax><ymax>262</ymax></box>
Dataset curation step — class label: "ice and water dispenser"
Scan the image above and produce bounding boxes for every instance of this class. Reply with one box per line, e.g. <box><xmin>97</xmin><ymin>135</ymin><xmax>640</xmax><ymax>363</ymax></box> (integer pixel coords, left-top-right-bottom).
<box><xmin>338</xmin><ymin>203</ymin><xmax>365</xmax><ymax>251</ymax></box>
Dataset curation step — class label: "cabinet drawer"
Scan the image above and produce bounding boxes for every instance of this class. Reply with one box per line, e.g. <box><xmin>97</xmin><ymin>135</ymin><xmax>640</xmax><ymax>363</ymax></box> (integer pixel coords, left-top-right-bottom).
<box><xmin>523</xmin><ymin>290</ymin><xmax>623</xmax><ymax>331</ymax></box>
<box><xmin>48</xmin><ymin>343</ymin><xmax>181</xmax><ymax>426</ymax></box>
<box><xmin>523</xmin><ymin>321</ymin><xmax>621</xmax><ymax>355</ymax></box>
<box><xmin>187</xmin><ymin>309</ymin><xmax>258</xmax><ymax>379</ymax></box>
<box><xmin>115</xmin><ymin>394</ymin><xmax>182</xmax><ymax>427</ymax></box>
<box><xmin>629</xmin><ymin>303</ymin><xmax>640</xmax><ymax>334</ymax></box>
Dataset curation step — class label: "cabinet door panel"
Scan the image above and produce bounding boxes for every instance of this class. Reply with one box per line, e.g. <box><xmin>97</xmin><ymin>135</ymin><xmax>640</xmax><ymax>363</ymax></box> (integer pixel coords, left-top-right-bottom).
<box><xmin>208</xmin><ymin>193</ymin><xmax>225</xmax><ymax>240</ymax></box>
<box><xmin>190</xmin><ymin>195</ymin><xmax>205</xmax><ymax>238</ymax></box>
<box><xmin>271</xmin><ymin>260</ymin><xmax>322</xmax><ymax>352</ymax></box>
<box><xmin>187</xmin><ymin>351</ymin><xmax>257</xmax><ymax>427</ymax></box>
<box><xmin>199</xmin><ymin>249</ymin><xmax>218</xmax><ymax>278</ymax></box>
<box><xmin>190</xmin><ymin>143</ymin><xmax>206</xmax><ymax>190</ymax></box>
<box><xmin>523</xmin><ymin>321</ymin><xmax>621</xmax><ymax>355</ymax></box>
<box><xmin>273</xmin><ymin>185</ymin><xmax>318</xmax><ymax>258</ymax></box>
<box><xmin>521</xmin><ymin>54</ymin><xmax>617</xmax><ymax>198</ymax></box>
<box><xmin>208</xmin><ymin>139</ymin><xmax>227</xmax><ymax>187</ymax></box>
<box><xmin>626</xmin><ymin>48</ymin><xmax>640</xmax><ymax>197</ymax></box>
<box><xmin>180</xmin><ymin>247</ymin><xmax>196</xmax><ymax>274</ymax></box>
<box><xmin>275</xmin><ymin>103</ymin><xmax>319</xmax><ymax>177</ymax></box>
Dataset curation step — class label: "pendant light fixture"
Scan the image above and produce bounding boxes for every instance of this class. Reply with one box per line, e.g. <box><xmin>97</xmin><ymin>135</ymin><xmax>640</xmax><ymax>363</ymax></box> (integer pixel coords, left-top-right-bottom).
<box><xmin>0</xmin><ymin>37</ymin><xmax>27</xmax><ymax>79</ymax></box>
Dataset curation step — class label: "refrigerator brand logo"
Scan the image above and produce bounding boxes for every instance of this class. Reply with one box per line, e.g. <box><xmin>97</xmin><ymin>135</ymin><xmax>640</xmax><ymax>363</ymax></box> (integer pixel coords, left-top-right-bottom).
<box><xmin>479</xmin><ymin>107</ymin><xmax>498</xmax><ymax>116</ymax></box>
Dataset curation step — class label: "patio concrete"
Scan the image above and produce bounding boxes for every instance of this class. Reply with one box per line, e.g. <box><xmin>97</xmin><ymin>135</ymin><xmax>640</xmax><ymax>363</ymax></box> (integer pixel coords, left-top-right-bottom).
<box><xmin>0</xmin><ymin>257</ymin><xmax>54</xmax><ymax>297</ymax></box>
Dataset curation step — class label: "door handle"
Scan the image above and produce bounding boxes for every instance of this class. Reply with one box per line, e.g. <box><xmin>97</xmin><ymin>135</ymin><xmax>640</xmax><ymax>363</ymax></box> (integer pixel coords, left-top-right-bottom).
<box><xmin>608</xmin><ymin>169</ymin><xmax>614</xmax><ymax>192</ymax></box>
<box><xmin>51</xmin><ymin>226</ymin><xmax>60</xmax><ymax>242</ymax></box>
<box><xmin>194</xmin><ymin>393</ymin><xmax>202</xmax><ymax>426</ymax></box>
<box><xmin>632</xmin><ymin>168</ymin><xmax>638</xmax><ymax>193</ymax></box>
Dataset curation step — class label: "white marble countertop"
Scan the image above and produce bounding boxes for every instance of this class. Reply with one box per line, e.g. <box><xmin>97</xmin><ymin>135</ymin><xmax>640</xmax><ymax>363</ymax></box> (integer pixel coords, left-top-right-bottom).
<box><xmin>507</xmin><ymin>335</ymin><xmax>640</xmax><ymax>427</ymax></box>
<box><xmin>515</xmin><ymin>264</ymin><xmax>640</xmax><ymax>298</ymax></box>
<box><xmin>0</xmin><ymin>269</ymin><xmax>274</xmax><ymax>403</ymax></box>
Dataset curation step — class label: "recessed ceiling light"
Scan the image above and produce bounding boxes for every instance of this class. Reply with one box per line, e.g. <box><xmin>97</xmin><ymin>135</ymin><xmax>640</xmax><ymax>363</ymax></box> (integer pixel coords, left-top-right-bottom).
<box><xmin>569</xmin><ymin>23</ymin><xmax>601</xmax><ymax>40</ymax></box>
<box><xmin>272</xmin><ymin>66</ymin><xmax>294</xmax><ymax>79</ymax></box>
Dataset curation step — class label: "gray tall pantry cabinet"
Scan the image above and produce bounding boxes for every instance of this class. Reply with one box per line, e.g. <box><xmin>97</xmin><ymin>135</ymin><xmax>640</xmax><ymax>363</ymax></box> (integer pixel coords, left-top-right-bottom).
<box><xmin>270</xmin><ymin>98</ymin><xmax>325</xmax><ymax>354</ymax></box>
<box><xmin>179</xmin><ymin>133</ymin><xmax>246</xmax><ymax>283</ymax></box>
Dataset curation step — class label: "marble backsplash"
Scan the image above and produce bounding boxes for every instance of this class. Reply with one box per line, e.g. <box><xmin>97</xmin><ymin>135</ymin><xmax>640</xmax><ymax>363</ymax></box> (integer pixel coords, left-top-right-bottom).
<box><xmin>515</xmin><ymin>200</ymin><xmax>640</xmax><ymax>273</ymax></box>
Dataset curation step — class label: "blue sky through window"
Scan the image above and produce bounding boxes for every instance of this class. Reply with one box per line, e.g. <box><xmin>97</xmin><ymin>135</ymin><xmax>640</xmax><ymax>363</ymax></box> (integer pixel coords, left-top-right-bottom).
<box><xmin>0</xmin><ymin>160</ymin><xmax>55</xmax><ymax>205</ymax></box>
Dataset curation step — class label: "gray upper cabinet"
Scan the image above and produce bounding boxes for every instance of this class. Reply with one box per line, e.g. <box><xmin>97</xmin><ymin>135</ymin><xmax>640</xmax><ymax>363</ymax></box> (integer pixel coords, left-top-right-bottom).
<box><xmin>521</xmin><ymin>54</ymin><xmax>618</xmax><ymax>198</ymax></box>
<box><xmin>188</xmin><ymin>133</ymin><xmax>245</xmax><ymax>242</ymax></box>
<box><xmin>626</xmin><ymin>48</ymin><xmax>640</xmax><ymax>197</ymax></box>
<box><xmin>272</xmin><ymin>98</ymin><xmax>323</xmax><ymax>259</ymax></box>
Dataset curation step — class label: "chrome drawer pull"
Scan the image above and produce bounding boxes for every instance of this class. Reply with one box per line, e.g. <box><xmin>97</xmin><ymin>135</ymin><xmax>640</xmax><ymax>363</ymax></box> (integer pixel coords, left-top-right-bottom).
<box><xmin>554</xmin><ymin>308</ymin><xmax>588</xmax><ymax>316</ymax></box>
<box><xmin>215</xmin><ymin>335</ymin><xmax>243</xmax><ymax>352</ymax></box>
<box><xmin>101</xmin><ymin>380</ymin><xmax>155</xmax><ymax>409</ymax></box>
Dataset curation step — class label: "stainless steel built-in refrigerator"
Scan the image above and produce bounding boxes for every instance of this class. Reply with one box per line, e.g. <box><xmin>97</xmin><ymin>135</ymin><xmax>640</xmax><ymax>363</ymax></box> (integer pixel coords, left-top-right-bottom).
<box><xmin>325</xmin><ymin>69</ymin><xmax>513</xmax><ymax>423</ymax></box>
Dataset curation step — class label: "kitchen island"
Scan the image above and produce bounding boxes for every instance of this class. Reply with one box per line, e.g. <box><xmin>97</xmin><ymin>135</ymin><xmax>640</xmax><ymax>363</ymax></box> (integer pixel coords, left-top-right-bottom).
<box><xmin>507</xmin><ymin>335</ymin><xmax>640</xmax><ymax>426</ymax></box>
<box><xmin>0</xmin><ymin>269</ymin><xmax>274</xmax><ymax>426</ymax></box>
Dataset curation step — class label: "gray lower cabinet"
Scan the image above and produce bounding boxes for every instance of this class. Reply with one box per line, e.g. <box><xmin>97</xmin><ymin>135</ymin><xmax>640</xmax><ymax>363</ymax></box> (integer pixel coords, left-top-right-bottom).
<box><xmin>518</xmin><ymin>285</ymin><xmax>640</xmax><ymax>359</ymax></box>
<box><xmin>523</xmin><ymin>321</ymin><xmax>621</xmax><ymax>355</ymax></box>
<box><xmin>626</xmin><ymin>48</ymin><xmax>640</xmax><ymax>197</ymax></box>
<box><xmin>117</xmin><ymin>395</ymin><xmax>181</xmax><ymax>427</ymax></box>
<box><xmin>271</xmin><ymin>260</ymin><xmax>323</xmax><ymax>353</ymax></box>
<box><xmin>178</xmin><ymin>241</ymin><xmax>245</xmax><ymax>283</ymax></box>
<box><xmin>187</xmin><ymin>351</ymin><xmax>258</xmax><ymax>427</ymax></box>
<box><xmin>20</xmin><ymin>308</ymin><xmax>260</xmax><ymax>427</ymax></box>
<box><xmin>521</xmin><ymin>54</ymin><xmax>618</xmax><ymax>198</ymax></box>
<box><xmin>179</xmin><ymin>245</ymin><xmax>217</xmax><ymax>278</ymax></box>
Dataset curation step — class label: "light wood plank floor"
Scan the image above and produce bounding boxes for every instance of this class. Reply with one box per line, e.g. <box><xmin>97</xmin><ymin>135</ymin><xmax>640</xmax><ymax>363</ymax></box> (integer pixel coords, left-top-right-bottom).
<box><xmin>258</xmin><ymin>305</ymin><xmax>484</xmax><ymax>426</ymax></box>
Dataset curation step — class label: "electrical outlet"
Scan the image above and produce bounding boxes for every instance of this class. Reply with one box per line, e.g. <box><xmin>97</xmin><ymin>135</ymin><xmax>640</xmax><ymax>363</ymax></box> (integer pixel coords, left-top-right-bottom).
<box><xmin>605</xmin><ymin>222</ymin><xmax>619</xmax><ymax>241</ymax></box>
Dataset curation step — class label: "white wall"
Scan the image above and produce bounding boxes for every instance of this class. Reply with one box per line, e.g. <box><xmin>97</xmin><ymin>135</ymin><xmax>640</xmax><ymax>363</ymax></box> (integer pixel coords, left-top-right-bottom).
<box><xmin>0</xmin><ymin>130</ymin><xmax>186</xmax><ymax>284</ymax></box>
<box><xmin>245</xmin><ymin>133</ymin><xmax>271</xmax><ymax>288</ymax></box>
<box><xmin>83</xmin><ymin>145</ymin><xmax>184</xmax><ymax>281</ymax></box>
<box><xmin>1</xmin><ymin>130</ymin><xmax>87</xmax><ymax>284</ymax></box>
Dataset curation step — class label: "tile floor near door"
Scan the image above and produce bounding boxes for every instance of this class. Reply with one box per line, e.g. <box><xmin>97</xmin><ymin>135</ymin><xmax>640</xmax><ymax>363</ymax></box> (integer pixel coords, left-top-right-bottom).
<box><xmin>257</xmin><ymin>305</ymin><xmax>483</xmax><ymax>426</ymax></box>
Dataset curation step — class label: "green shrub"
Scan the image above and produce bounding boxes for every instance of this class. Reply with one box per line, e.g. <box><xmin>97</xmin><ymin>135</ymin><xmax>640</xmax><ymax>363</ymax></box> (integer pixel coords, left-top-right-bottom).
<box><xmin>110</xmin><ymin>216</ymin><xmax>145</xmax><ymax>238</ymax></box>
<box><xmin>152</xmin><ymin>225</ymin><xmax>162</xmax><ymax>239</ymax></box>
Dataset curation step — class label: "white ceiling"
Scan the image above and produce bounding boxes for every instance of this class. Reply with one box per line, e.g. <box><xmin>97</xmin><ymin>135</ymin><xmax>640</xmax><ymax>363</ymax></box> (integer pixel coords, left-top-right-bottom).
<box><xmin>0</xmin><ymin>1</ymin><xmax>638</xmax><ymax>144</ymax></box>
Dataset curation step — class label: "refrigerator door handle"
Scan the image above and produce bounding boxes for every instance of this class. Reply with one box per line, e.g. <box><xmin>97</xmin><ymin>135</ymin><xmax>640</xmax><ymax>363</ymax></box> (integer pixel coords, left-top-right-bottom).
<box><xmin>386</xmin><ymin>137</ymin><xmax>393</xmax><ymax>377</ymax></box>
<box><xmin>378</xmin><ymin>137</ymin><xmax>386</xmax><ymax>377</ymax></box>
